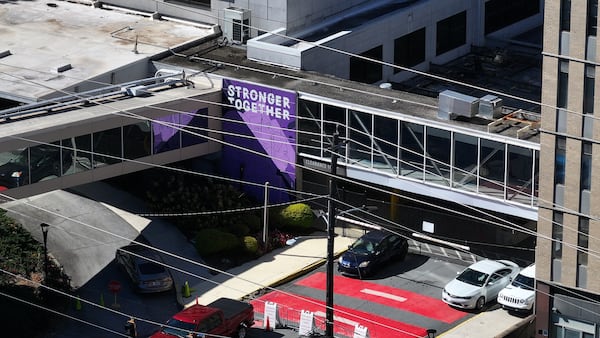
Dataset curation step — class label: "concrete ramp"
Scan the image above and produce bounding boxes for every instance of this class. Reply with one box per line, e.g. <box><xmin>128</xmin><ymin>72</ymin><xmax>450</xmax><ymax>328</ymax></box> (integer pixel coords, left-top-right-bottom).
<box><xmin>2</xmin><ymin>190</ymin><xmax>149</xmax><ymax>289</ymax></box>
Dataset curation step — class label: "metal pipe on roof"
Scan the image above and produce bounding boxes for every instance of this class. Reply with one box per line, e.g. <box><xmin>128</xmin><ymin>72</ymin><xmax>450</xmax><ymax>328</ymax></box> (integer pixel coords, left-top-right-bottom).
<box><xmin>0</xmin><ymin>73</ymin><xmax>184</xmax><ymax>119</ymax></box>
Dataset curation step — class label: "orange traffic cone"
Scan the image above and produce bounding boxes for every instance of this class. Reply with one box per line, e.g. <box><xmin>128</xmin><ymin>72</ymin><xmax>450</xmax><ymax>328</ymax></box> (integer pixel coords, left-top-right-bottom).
<box><xmin>265</xmin><ymin>316</ymin><xmax>271</xmax><ymax>331</ymax></box>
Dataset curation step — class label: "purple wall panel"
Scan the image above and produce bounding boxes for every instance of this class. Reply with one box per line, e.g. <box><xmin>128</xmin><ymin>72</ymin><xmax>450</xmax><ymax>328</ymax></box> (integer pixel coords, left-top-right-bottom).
<box><xmin>222</xmin><ymin>79</ymin><xmax>297</xmax><ymax>202</ymax></box>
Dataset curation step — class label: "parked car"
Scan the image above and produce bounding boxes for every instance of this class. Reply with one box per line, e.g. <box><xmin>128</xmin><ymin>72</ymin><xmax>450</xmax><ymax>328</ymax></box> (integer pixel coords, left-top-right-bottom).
<box><xmin>498</xmin><ymin>264</ymin><xmax>535</xmax><ymax>313</ymax></box>
<box><xmin>442</xmin><ymin>259</ymin><xmax>520</xmax><ymax>310</ymax></box>
<box><xmin>150</xmin><ymin>297</ymin><xmax>254</xmax><ymax>338</ymax></box>
<box><xmin>338</xmin><ymin>229</ymin><xmax>409</xmax><ymax>278</ymax></box>
<box><xmin>115</xmin><ymin>244</ymin><xmax>174</xmax><ymax>293</ymax></box>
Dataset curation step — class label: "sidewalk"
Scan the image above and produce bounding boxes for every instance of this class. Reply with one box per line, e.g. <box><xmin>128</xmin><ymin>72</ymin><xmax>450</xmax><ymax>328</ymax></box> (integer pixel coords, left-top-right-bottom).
<box><xmin>178</xmin><ymin>231</ymin><xmax>358</xmax><ymax>308</ymax></box>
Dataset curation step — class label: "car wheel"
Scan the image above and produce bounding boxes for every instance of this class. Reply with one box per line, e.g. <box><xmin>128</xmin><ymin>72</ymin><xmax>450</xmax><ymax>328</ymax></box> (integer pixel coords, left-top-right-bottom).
<box><xmin>236</xmin><ymin>325</ymin><xmax>247</xmax><ymax>338</ymax></box>
<box><xmin>475</xmin><ymin>296</ymin><xmax>485</xmax><ymax>311</ymax></box>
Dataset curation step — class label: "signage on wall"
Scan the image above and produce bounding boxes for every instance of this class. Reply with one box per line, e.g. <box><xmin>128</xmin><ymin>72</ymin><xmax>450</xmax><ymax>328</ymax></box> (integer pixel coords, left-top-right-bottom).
<box><xmin>221</xmin><ymin>79</ymin><xmax>297</xmax><ymax>203</ymax></box>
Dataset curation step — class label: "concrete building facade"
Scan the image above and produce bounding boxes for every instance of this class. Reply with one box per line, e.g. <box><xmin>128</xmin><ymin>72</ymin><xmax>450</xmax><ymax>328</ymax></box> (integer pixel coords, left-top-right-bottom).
<box><xmin>536</xmin><ymin>0</ymin><xmax>600</xmax><ymax>336</ymax></box>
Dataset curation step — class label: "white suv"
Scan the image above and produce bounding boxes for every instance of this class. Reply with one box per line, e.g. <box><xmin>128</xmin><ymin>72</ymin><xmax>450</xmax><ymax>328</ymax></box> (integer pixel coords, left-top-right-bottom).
<box><xmin>497</xmin><ymin>264</ymin><xmax>535</xmax><ymax>312</ymax></box>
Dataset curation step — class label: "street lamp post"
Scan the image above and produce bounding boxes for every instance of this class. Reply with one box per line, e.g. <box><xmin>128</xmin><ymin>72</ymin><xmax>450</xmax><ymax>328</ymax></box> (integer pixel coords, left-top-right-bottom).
<box><xmin>40</xmin><ymin>223</ymin><xmax>50</xmax><ymax>281</ymax></box>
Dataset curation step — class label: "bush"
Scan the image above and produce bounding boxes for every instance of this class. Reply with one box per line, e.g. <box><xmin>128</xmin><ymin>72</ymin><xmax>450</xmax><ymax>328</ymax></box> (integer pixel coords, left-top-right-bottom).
<box><xmin>194</xmin><ymin>229</ymin><xmax>240</xmax><ymax>256</ymax></box>
<box><xmin>242</xmin><ymin>236</ymin><xmax>259</xmax><ymax>255</ymax></box>
<box><xmin>278</xmin><ymin>203</ymin><xmax>314</xmax><ymax>230</ymax></box>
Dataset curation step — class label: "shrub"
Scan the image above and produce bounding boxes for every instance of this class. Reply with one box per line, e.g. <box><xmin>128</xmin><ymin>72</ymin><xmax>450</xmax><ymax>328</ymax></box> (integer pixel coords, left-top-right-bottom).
<box><xmin>194</xmin><ymin>228</ymin><xmax>240</xmax><ymax>256</ymax></box>
<box><xmin>242</xmin><ymin>236</ymin><xmax>259</xmax><ymax>255</ymax></box>
<box><xmin>278</xmin><ymin>203</ymin><xmax>314</xmax><ymax>230</ymax></box>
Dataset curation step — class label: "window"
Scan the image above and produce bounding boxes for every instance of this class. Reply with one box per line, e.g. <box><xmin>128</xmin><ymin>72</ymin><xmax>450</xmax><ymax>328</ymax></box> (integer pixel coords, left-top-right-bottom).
<box><xmin>394</xmin><ymin>28</ymin><xmax>426</xmax><ymax>73</ymax></box>
<box><xmin>350</xmin><ymin>46</ymin><xmax>383</xmax><ymax>84</ymax></box>
<box><xmin>561</xmin><ymin>0</ymin><xmax>572</xmax><ymax>31</ymax></box>
<box><xmin>552</xmin><ymin>211</ymin><xmax>563</xmax><ymax>282</ymax></box>
<box><xmin>581</xmin><ymin>142</ymin><xmax>592</xmax><ymax>190</ymax></box>
<box><xmin>436</xmin><ymin>11</ymin><xmax>467</xmax><ymax>55</ymax></box>
<box><xmin>558</xmin><ymin>61</ymin><xmax>569</xmax><ymax>108</ymax></box>
<box><xmin>485</xmin><ymin>0</ymin><xmax>540</xmax><ymax>34</ymax></box>
<box><xmin>583</xmin><ymin>65</ymin><xmax>595</xmax><ymax>115</ymax></box>
<box><xmin>577</xmin><ymin>218</ymin><xmax>589</xmax><ymax>267</ymax></box>
<box><xmin>587</xmin><ymin>0</ymin><xmax>598</xmax><ymax>36</ymax></box>
<box><xmin>555</xmin><ymin>137</ymin><xmax>566</xmax><ymax>185</ymax></box>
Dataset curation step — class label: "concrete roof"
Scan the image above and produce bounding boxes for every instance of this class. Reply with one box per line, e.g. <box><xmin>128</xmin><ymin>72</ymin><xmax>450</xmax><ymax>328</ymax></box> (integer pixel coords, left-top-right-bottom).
<box><xmin>0</xmin><ymin>0</ymin><xmax>218</xmax><ymax>103</ymax></box>
<box><xmin>159</xmin><ymin>42</ymin><xmax>541</xmax><ymax>145</ymax></box>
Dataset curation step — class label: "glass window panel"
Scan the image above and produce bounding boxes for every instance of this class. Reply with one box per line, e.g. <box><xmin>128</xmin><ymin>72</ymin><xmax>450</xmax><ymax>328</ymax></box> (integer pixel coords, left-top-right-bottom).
<box><xmin>588</xmin><ymin>0</ymin><xmax>598</xmax><ymax>36</ymax></box>
<box><xmin>28</xmin><ymin>142</ymin><xmax>64</xmax><ymax>184</ymax></box>
<box><xmin>298</xmin><ymin>99</ymin><xmax>322</xmax><ymax>157</ymax></box>
<box><xmin>583</xmin><ymin>66</ymin><xmax>595</xmax><ymax>114</ymax></box>
<box><xmin>123</xmin><ymin>121</ymin><xmax>152</xmax><ymax>159</ymax></box>
<box><xmin>453</xmin><ymin>133</ymin><xmax>478</xmax><ymax>192</ymax></box>
<box><xmin>425</xmin><ymin>127</ymin><xmax>451</xmax><ymax>186</ymax></box>
<box><xmin>349</xmin><ymin>45</ymin><xmax>383</xmax><ymax>84</ymax></box>
<box><xmin>394</xmin><ymin>28</ymin><xmax>426</xmax><ymax>72</ymax></box>
<box><xmin>323</xmin><ymin>104</ymin><xmax>346</xmax><ymax>138</ymax></box>
<box><xmin>578</xmin><ymin>218</ymin><xmax>589</xmax><ymax>267</ymax></box>
<box><xmin>552</xmin><ymin>212</ymin><xmax>564</xmax><ymax>260</ymax></box>
<box><xmin>556</xmin><ymin>137</ymin><xmax>566</xmax><ymax>185</ymax></box>
<box><xmin>65</xmin><ymin>135</ymin><xmax>92</xmax><ymax>174</ymax></box>
<box><xmin>0</xmin><ymin>148</ymin><xmax>27</xmax><ymax>189</ymax></box>
<box><xmin>506</xmin><ymin>145</ymin><xmax>534</xmax><ymax>203</ymax></box>
<box><xmin>400</xmin><ymin>122</ymin><xmax>424</xmax><ymax>180</ymax></box>
<box><xmin>436</xmin><ymin>11</ymin><xmax>467</xmax><ymax>55</ymax></box>
<box><xmin>479</xmin><ymin>139</ymin><xmax>505</xmax><ymax>197</ymax></box>
<box><xmin>581</xmin><ymin>142</ymin><xmax>592</xmax><ymax>190</ymax></box>
<box><xmin>373</xmin><ymin>115</ymin><xmax>398</xmax><ymax>174</ymax></box>
<box><xmin>61</xmin><ymin>138</ymin><xmax>74</xmax><ymax>176</ymax></box>
<box><xmin>153</xmin><ymin>114</ymin><xmax>181</xmax><ymax>153</ymax></box>
<box><xmin>561</xmin><ymin>0</ymin><xmax>572</xmax><ymax>31</ymax></box>
<box><xmin>182</xmin><ymin>108</ymin><xmax>209</xmax><ymax>147</ymax></box>
<box><xmin>349</xmin><ymin>110</ymin><xmax>372</xmax><ymax>167</ymax></box>
<box><xmin>93</xmin><ymin>127</ymin><xmax>122</xmax><ymax>167</ymax></box>
<box><xmin>558</xmin><ymin>61</ymin><xmax>569</xmax><ymax>108</ymax></box>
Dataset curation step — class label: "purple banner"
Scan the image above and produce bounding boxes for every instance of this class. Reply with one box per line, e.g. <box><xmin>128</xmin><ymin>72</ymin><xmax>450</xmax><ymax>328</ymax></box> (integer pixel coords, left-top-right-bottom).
<box><xmin>221</xmin><ymin>79</ymin><xmax>296</xmax><ymax>202</ymax></box>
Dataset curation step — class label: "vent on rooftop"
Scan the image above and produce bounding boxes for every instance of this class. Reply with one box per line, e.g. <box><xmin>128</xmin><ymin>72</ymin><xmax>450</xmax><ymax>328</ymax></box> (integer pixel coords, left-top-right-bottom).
<box><xmin>55</xmin><ymin>64</ymin><xmax>73</xmax><ymax>73</ymax></box>
<box><xmin>0</xmin><ymin>50</ymin><xmax>11</xmax><ymax>59</ymax></box>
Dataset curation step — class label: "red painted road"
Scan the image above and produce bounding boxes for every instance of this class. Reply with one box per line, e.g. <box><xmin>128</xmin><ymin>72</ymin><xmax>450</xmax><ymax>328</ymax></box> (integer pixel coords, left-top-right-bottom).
<box><xmin>296</xmin><ymin>272</ymin><xmax>466</xmax><ymax>323</ymax></box>
<box><xmin>251</xmin><ymin>291</ymin><xmax>427</xmax><ymax>338</ymax></box>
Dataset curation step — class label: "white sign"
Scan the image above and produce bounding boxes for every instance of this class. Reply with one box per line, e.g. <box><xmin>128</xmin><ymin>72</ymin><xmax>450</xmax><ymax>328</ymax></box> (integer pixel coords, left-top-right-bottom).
<box><xmin>299</xmin><ymin>310</ymin><xmax>315</xmax><ymax>336</ymax></box>
<box><xmin>422</xmin><ymin>221</ymin><xmax>435</xmax><ymax>233</ymax></box>
<box><xmin>353</xmin><ymin>324</ymin><xmax>369</xmax><ymax>338</ymax></box>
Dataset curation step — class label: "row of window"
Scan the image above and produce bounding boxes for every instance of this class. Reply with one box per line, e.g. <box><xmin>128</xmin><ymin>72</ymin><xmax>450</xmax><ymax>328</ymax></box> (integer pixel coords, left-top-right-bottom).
<box><xmin>350</xmin><ymin>0</ymin><xmax>540</xmax><ymax>84</ymax></box>
<box><xmin>552</xmin><ymin>212</ymin><xmax>590</xmax><ymax>289</ymax></box>
<box><xmin>0</xmin><ymin>111</ymin><xmax>208</xmax><ymax>190</ymax></box>
<box><xmin>297</xmin><ymin>98</ymin><xmax>539</xmax><ymax>207</ymax></box>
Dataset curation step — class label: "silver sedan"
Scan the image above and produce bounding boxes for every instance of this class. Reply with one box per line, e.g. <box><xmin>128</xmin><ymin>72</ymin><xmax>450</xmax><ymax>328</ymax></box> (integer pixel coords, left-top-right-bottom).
<box><xmin>442</xmin><ymin>259</ymin><xmax>520</xmax><ymax>310</ymax></box>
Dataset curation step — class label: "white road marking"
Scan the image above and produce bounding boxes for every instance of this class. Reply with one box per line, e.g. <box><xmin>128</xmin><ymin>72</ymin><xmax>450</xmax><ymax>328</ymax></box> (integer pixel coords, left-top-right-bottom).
<box><xmin>360</xmin><ymin>288</ymin><xmax>407</xmax><ymax>302</ymax></box>
<box><xmin>314</xmin><ymin>311</ymin><xmax>359</xmax><ymax>327</ymax></box>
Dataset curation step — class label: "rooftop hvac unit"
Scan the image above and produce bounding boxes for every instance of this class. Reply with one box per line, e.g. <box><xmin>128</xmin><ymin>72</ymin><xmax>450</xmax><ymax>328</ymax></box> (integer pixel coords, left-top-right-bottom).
<box><xmin>223</xmin><ymin>7</ymin><xmax>251</xmax><ymax>44</ymax></box>
<box><xmin>477</xmin><ymin>94</ymin><xmax>503</xmax><ymax>120</ymax></box>
<box><xmin>437</xmin><ymin>90</ymin><xmax>479</xmax><ymax>120</ymax></box>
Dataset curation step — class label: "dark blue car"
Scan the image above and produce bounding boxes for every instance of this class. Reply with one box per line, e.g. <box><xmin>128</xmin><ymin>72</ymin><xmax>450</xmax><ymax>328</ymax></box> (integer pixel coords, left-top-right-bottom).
<box><xmin>338</xmin><ymin>229</ymin><xmax>408</xmax><ymax>278</ymax></box>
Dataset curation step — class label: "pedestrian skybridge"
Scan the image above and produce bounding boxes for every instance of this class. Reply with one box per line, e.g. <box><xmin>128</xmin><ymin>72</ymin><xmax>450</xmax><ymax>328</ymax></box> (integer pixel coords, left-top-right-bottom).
<box><xmin>0</xmin><ymin>75</ymin><xmax>223</xmax><ymax>200</ymax></box>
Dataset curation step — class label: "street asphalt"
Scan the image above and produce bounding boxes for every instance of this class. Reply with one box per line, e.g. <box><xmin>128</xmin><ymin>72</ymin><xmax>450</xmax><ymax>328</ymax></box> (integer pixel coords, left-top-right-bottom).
<box><xmin>2</xmin><ymin>181</ymin><xmax>533</xmax><ymax>337</ymax></box>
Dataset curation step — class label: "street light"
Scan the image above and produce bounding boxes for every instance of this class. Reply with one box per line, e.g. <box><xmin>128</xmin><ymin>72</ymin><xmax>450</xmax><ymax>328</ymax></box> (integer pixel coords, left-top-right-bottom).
<box><xmin>40</xmin><ymin>223</ymin><xmax>50</xmax><ymax>281</ymax></box>
<box><xmin>426</xmin><ymin>328</ymin><xmax>437</xmax><ymax>338</ymax></box>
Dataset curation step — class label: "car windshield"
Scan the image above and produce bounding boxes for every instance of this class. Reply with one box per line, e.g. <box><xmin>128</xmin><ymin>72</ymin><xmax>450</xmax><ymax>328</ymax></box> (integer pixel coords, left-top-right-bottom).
<box><xmin>350</xmin><ymin>238</ymin><xmax>376</xmax><ymax>254</ymax></box>
<box><xmin>138</xmin><ymin>261</ymin><xmax>166</xmax><ymax>275</ymax></box>
<box><xmin>456</xmin><ymin>268</ymin><xmax>489</xmax><ymax>287</ymax></box>
<box><xmin>161</xmin><ymin>318</ymin><xmax>196</xmax><ymax>337</ymax></box>
<box><xmin>511</xmin><ymin>273</ymin><xmax>534</xmax><ymax>290</ymax></box>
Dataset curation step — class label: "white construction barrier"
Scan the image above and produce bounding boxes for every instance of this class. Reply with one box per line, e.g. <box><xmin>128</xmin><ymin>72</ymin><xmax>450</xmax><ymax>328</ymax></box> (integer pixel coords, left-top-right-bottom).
<box><xmin>353</xmin><ymin>324</ymin><xmax>369</xmax><ymax>338</ymax></box>
<box><xmin>263</xmin><ymin>301</ymin><xmax>281</xmax><ymax>331</ymax></box>
<box><xmin>298</xmin><ymin>310</ymin><xmax>315</xmax><ymax>336</ymax></box>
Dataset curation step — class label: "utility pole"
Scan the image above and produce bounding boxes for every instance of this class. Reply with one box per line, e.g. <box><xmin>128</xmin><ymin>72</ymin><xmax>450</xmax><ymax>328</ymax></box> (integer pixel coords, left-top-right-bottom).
<box><xmin>325</xmin><ymin>128</ymin><xmax>340</xmax><ymax>338</ymax></box>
